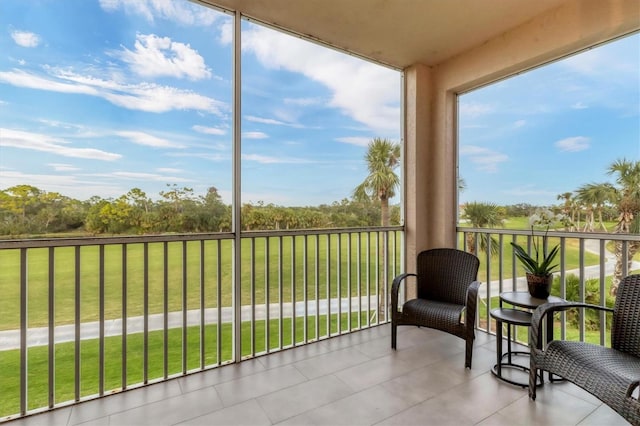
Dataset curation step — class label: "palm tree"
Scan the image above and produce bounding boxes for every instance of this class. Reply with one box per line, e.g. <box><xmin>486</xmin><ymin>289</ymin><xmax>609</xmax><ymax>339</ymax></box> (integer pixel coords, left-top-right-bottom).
<box><xmin>462</xmin><ymin>202</ymin><xmax>503</xmax><ymax>256</ymax></box>
<box><xmin>557</xmin><ymin>192</ymin><xmax>576</xmax><ymax>230</ymax></box>
<box><xmin>353</xmin><ymin>138</ymin><xmax>400</xmax><ymax>319</ymax></box>
<box><xmin>574</xmin><ymin>183</ymin><xmax>615</xmax><ymax>232</ymax></box>
<box><xmin>353</xmin><ymin>138</ymin><xmax>401</xmax><ymax>227</ymax></box>
<box><xmin>607</xmin><ymin>159</ymin><xmax>640</xmax><ymax>294</ymax></box>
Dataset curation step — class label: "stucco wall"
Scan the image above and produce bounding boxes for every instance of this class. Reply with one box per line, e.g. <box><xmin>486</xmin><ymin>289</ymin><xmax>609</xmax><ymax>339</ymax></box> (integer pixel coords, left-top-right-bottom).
<box><xmin>404</xmin><ymin>0</ymin><xmax>639</xmax><ymax>273</ymax></box>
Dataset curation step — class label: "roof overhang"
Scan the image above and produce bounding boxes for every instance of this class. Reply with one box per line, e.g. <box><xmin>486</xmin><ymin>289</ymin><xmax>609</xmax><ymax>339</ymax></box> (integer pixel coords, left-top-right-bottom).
<box><xmin>197</xmin><ymin>0</ymin><xmax>629</xmax><ymax>69</ymax></box>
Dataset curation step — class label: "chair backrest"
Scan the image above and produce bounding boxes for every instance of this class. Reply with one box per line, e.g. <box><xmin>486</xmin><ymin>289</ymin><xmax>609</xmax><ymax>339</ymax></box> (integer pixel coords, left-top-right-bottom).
<box><xmin>416</xmin><ymin>248</ymin><xmax>480</xmax><ymax>305</ymax></box>
<box><xmin>611</xmin><ymin>274</ymin><xmax>640</xmax><ymax>357</ymax></box>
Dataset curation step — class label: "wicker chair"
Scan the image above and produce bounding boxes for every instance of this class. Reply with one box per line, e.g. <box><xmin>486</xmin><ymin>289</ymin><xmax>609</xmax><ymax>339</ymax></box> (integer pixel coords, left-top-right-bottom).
<box><xmin>529</xmin><ymin>274</ymin><xmax>640</xmax><ymax>425</ymax></box>
<box><xmin>390</xmin><ymin>248</ymin><xmax>481</xmax><ymax>369</ymax></box>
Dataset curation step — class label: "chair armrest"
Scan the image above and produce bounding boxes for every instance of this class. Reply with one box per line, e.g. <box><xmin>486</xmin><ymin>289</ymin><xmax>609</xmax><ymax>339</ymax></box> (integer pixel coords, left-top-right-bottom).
<box><xmin>391</xmin><ymin>273</ymin><xmax>417</xmax><ymax>313</ymax></box>
<box><xmin>464</xmin><ymin>281</ymin><xmax>482</xmax><ymax>327</ymax></box>
<box><xmin>529</xmin><ymin>302</ymin><xmax>614</xmax><ymax>350</ymax></box>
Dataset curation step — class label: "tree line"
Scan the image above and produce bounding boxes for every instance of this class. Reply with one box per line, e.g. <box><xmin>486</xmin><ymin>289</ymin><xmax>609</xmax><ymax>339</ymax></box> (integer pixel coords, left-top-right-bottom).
<box><xmin>0</xmin><ymin>183</ymin><xmax>401</xmax><ymax>238</ymax></box>
<box><xmin>0</xmin><ymin>137</ymin><xmax>404</xmax><ymax>238</ymax></box>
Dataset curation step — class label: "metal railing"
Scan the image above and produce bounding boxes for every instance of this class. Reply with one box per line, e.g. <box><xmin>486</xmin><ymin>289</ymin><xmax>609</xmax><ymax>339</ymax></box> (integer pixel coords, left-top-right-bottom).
<box><xmin>3</xmin><ymin>225</ymin><xmax>637</xmax><ymax>420</ymax></box>
<box><xmin>0</xmin><ymin>227</ymin><xmax>403</xmax><ymax>421</ymax></box>
<box><xmin>458</xmin><ymin>227</ymin><xmax>640</xmax><ymax>345</ymax></box>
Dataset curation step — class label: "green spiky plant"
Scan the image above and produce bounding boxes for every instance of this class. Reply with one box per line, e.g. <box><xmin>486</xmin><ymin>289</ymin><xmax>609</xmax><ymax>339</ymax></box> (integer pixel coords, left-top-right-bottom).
<box><xmin>510</xmin><ymin>209</ymin><xmax>567</xmax><ymax>276</ymax></box>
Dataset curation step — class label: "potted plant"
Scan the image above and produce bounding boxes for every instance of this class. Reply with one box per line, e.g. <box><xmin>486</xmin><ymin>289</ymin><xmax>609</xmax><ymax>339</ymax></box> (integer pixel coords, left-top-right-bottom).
<box><xmin>510</xmin><ymin>209</ymin><xmax>566</xmax><ymax>299</ymax></box>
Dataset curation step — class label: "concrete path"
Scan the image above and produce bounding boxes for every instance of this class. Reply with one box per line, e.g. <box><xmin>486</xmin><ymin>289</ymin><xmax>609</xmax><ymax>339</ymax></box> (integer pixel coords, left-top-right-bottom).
<box><xmin>0</xmin><ymin>296</ymin><xmax>381</xmax><ymax>350</ymax></box>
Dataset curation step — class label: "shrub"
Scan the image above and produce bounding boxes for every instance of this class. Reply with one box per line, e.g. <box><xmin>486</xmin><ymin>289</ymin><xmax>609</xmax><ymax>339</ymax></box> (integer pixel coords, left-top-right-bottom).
<box><xmin>551</xmin><ymin>274</ymin><xmax>615</xmax><ymax>330</ymax></box>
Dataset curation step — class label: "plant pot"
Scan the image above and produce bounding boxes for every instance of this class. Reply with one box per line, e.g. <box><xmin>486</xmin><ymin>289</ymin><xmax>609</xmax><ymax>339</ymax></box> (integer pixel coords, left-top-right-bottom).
<box><xmin>526</xmin><ymin>273</ymin><xmax>552</xmax><ymax>299</ymax></box>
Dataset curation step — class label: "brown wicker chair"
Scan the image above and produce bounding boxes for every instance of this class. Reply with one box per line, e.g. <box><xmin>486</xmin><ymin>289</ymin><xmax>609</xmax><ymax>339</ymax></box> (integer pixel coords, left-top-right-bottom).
<box><xmin>529</xmin><ymin>274</ymin><xmax>640</xmax><ymax>425</ymax></box>
<box><xmin>390</xmin><ymin>248</ymin><xmax>481</xmax><ymax>369</ymax></box>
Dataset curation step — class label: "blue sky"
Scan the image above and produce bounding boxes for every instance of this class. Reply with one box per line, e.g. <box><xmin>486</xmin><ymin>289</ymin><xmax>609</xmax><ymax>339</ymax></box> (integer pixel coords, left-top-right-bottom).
<box><xmin>0</xmin><ymin>1</ymin><xmax>637</xmax><ymax>208</ymax></box>
<box><xmin>459</xmin><ymin>33</ymin><xmax>640</xmax><ymax>206</ymax></box>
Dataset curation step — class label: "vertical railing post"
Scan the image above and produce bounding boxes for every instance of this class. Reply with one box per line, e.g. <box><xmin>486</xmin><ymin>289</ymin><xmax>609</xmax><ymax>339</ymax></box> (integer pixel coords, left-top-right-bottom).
<box><xmin>143</xmin><ymin>242</ymin><xmax>149</xmax><ymax>383</ymax></box>
<box><xmin>48</xmin><ymin>247</ymin><xmax>55</xmax><ymax>408</ymax></box>
<box><xmin>99</xmin><ymin>245</ymin><xmax>105</xmax><ymax>395</ymax></box>
<box><xmin>337</xmin><ymin>233</ymin><xmax>342</xmax><ymax>333</ymax></box>
<box><xmin>19</xmin><ymin>248</ymin><xmax>27</xmax><ymax>416</ymax></box>
<box><xmin>182</xmin><ymin>241</ymin><xmax>188</xmax><ymax>374</ymax></box>
<box><xmin>200</xmin><ymin>240</ymin><xmax>206</xmax><ymax>369</ymax></box>
<box><xmin>162</xmin><ymin>242</ymin><xmax>168</xmax><ymax>379</ymax></box>
<box><xmin>265</xmin><ymin>238</ymin><xmax>270</xmax><ymax>353</ymax></box>
<box><xmin>291</xmin><ymin>236</ymin><xmax>297</xmax><ymax>346</ymax></box>
<box><xmin>216</xmin><ymin>240</ymin><xmax>222</xmax><ymax>365</ymax></box>
<box><xmin>303</xmin><ymin>235</ymin><xmax>308</xmax><ymax>343</ymax></box>
<box><xmin>74</xmin><ymin>246</ymin><xmax>80</xmax><ymax>402</ymax></box>
<box><xmin>357</xmin><ymin>232</ymin><xmax>362</xmax><ymax>329</ymax></box>
<box><xmin>278</xmin><ymin>237</ymin><xmax>283</xmax><ymax>349</ymax></box>
<box><xmin>314</xmin><ymin>235</ymin><xmax>320</xmax><ymax>340</ymax></box>
<box><xmin>326</xmin><ymin>234</ymin><xmax>331</xmax><ymax>335</ymax></box>
<box><xmin>250</xmin><ymin>238</ymin><xmax>256</xmax><ymax>356</ymax></box>
<box><xmin>122</xmin><ymin>244</ymin><xmax>128</xmax><ymax>389</ymax></box>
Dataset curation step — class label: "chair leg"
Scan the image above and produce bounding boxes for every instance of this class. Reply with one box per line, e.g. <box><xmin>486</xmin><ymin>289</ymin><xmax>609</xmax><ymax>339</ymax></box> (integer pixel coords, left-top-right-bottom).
<box><xmin>465</xmin><ymin>336</ymin><xmax>473</xmax><ymax>369</ymax></box>
<box><xmin>529</xmin><ymin>360</ymin><xmax>538</xmax><ymax>399</ymax></box>
<box><xmin>391</xmin><ymin>321</ymin><xmax>397</xmax><ymax>349</ymax></box>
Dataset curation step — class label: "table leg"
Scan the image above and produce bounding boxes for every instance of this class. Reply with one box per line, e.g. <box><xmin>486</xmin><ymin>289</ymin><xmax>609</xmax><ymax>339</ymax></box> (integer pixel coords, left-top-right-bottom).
<box><xmin>496</xmin><ymin>319</ymin><xmax>502</xmax><ymax>376</ymax></box>
<box><xmin>506</xmin><ymin>322</ymin><xmax>512</xmax><ymax>365</ymax></box>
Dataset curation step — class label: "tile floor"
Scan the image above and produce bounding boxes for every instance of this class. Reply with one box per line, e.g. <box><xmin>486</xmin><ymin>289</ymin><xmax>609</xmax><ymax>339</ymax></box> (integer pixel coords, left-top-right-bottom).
<box><xmin>4</xmin><ymin>324</ymin><xmax>630</xmax><ymax>425</ymax></box>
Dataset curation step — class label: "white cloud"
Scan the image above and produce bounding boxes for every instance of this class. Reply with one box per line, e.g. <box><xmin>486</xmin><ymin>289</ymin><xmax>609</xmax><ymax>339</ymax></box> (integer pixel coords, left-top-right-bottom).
<box><xmin>99</xmin><ymin>0</ymin><xmax>220</xmax><ymax>26</ymax></box>
<box><xmin>167</xmin><ymin>151</ymin><xmax>227</xmax><ymax>162</ymax></box>
<box><xmin>459</xmin><ymin>102</ymin><xmax>494</xmax><ymax>119</ymax></box>
<box><xmin>113</xmin><ymin>33</ymin><xmax>211</xmax><ymax>81</ymax></box>
<box><xmin>503</xmin><ymin>185</ymin><xmax>558</xmax><ymax>197</ymax></box>
<box><xmin>571</xmin><ymin>102</ymin><xmax>588</xmax><ymax>109</ymax></box>
<box><xmin>240</xmin><ymin>24</ymin><xmax>400</xmax><ymax>134</ymax></box>
<box><xmin>48</xmin><ymin>163</ymin><xmax>80</xmax><ymax>172</ymax></box>
<box><xmin>0</xmin><ymin>170</ymin><xmax>125</xmax><ymax>200</ymax></box>
<box><xmin>219</xmin><ymin>21</ymin><xmax>232</xmax><ymax>45</ymax></box>
<box><xmin>242</xmin><ymin>153</ymin><xmax>312</xmax><ymax>164</ymax></box>
<box><xmin>555</xmin><ymin>136</ymin><xmax>590</xmax><ymax>152</ymax></box>
<box><xmin>192</xmin><ymin>125</ymin><xmax>226</xmax><ymax>135</ymax></box>
<box><xmin>109</xmin><ymin>171</ymin><xmax>192</xmax><ymax>182</ymax></box>
<box><xmin>156</xmin><ymin>167</ymin><xmax>183</xmax><ymax>173</ymax></box>
<box><xmin>513</xmin><ymin>120</ymin><xmax>526</xmax><ymax>128</ymax></box>
<box><xmin>116</xmin><ymin>130</ymin><xmax>183</xmax><ymax>148</ymax></box>
<box><xmin>1</xmin><ymin>127</ymin><xmax>121</xmax><ymax>161</ymax></box>
<box><xmin>459</xmin><ymin>145</ymin><xmax>508</xmax><ymax>172</ymax></box>
<box><xmin>335</xmin><ymin>136</ymin><xmax>370</xmax><ymax>147</ymax></box>
<box><xmin>245</xmin><ymin>115</ymin><xmax>287</xmax><ymax>126</ymax></box>
<box><xmin>11</xmin><ymin>30</ymin><xmax>40</xmax><ymax>48</ymax></box>
<box><xmin>562</xmin><ymin>48</ymin><xmax>603</xmax><ymax>76</ymax></box>
<box><xmin>243</xmin><ymin>131</ymin><xmax>268</xmax><ymax>139</ymax></box>
<box><xmin>0</xmin><ymin>68</ymin><xmax>227</xmax><ymax>115</ymax></box>
<box><xmin>284</xmin><ymin>97</ymin><xmax>323</xmax><ymax>106</ymax></box>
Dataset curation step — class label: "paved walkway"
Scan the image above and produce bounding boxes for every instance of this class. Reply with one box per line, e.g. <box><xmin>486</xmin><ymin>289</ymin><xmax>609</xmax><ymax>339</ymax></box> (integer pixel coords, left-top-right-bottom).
<box><xmin>0</xmin><ymin>296</ymin><xmax>380</xmax><ymax>350</ymax></box>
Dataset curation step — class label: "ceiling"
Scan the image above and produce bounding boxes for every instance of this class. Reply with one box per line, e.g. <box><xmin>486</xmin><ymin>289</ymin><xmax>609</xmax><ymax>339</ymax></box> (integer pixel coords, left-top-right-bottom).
<box><xmin>200</xmin><ymin>0</ymin><xmax>570</xmax><ymax>69</ymax></box>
